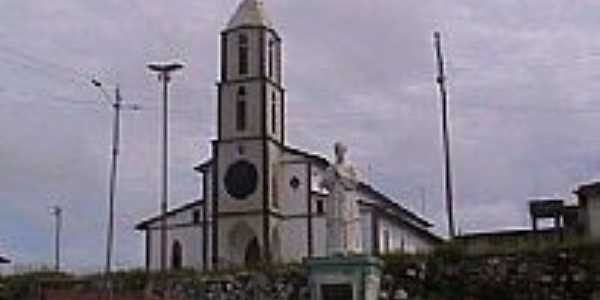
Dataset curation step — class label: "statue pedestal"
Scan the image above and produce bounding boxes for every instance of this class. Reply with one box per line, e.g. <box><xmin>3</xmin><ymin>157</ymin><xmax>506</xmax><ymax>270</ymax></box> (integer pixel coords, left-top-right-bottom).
<box><xmin>305</xmin><ymin>255</ymin><xmax>384</xmax><ymax>300</ymax></box>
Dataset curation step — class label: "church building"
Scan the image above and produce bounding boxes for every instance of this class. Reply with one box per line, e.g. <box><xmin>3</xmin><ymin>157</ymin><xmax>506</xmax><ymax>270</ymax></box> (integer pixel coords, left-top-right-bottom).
<box><xmin>136</xmin><ymin>0</ymin><xmax>442</xmax><ymax>271</ymax></box>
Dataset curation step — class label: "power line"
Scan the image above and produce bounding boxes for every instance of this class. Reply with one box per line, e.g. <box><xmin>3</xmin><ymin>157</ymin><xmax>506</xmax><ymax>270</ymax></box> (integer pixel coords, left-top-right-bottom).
<box><xmin>127</xmin><ymin>0</ymin><xmax>182</xmax><ymax>58</ymax></box>
<box><xmin>2</xmin><ymin>88</ymin><xmax>105</xmax><ymax>109</ymax></box>
<box><xmin>1</xmin><ymin>83</ymin><xmax>208</xmax><ymax>116</ymax></box>
<box><xmin>0</xmin><ymin>55</ymin><xmax>90</xmax><ymax>90</ymax></box>
<box><xmin>0</xmin><ymin>39</ymin><xmax>599</xmax><ymax>120</ymax></box>
<box><xmin>0</xmin><ymin>45</ymin><xmax>93</xmax><ymax>86</ymax></box>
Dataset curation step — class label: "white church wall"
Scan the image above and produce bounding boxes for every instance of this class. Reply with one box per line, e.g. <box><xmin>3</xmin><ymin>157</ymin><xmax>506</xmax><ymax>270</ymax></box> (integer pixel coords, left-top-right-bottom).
<box><xmin>144</xmin><ymin>202</ymin><xmax>208</xmax><ymax>271</ymax></box>
<box><xmin>282</xmin><ymin>162</ymin><xmax>309</xmax><ymax>215</ymax></box>
<box><xmin>360</xmin><ymin>211</ymin><xmax>373</xmax><ymax>255</ymax></box>
<box><xmin>268</xmin><ymin>142</ymin><xmax>283</xmax><ymax>210</ymax></box>
<box><xmin>148</xmin><ymin>230</ymin><xmax>158</xmax><ymax>270</ymax></box>
<box><xmin>219</xmin><ymin>82</ymin><xmax>264</xmax><ymax>139</ymax></box>
<box><xmin>264</xmin><ymin>83</ymin><xmax>283</xmax><ymax>141</ymax></box>
<box><xmin>203</xmin><ymin>168</ymin><xmax>212</xmax><ymax>215</ymax></box>
<box><xmin>281</xmin><ymin>218</ymin><xmax>308</xmax><ymax>262</ymax></box>
<box><xmin>379</xmin><ymin>215</ymin><xmax>433</xmax><ymax>254</ymax></box>
<box><xmin>312</xmin><ymin>216</ymin><xmax>327</xmax><ymax>257</ymax></box>
<box><xmin>147</xmin><ymin>225</ymin><xmax>205</xmax><ymax>271</ymax></box>
<box><xmin>262</xmin><ymin>30</ymin><xmax>282</xmax><ymax>83</ymax></box>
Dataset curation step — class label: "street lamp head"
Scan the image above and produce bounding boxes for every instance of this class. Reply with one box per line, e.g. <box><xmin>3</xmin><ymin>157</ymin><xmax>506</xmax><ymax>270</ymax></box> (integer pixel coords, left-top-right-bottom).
<box><xmin>49</xmin><ymin>206</ymin><xmax>62</xmax><ymax>215</ymax></box>
<box><xmin>147</xmin><ymin>62</ymin><xmax>184</xmax><ymax>73</ymax></box>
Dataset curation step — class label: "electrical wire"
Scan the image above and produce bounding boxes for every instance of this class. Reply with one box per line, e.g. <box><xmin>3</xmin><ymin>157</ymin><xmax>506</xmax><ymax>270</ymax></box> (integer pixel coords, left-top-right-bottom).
<box><xmin>0</xmin><ymin>45</ymin><xmax>93</xmax><ymax>87</ymax></box>
<box><xmin>127</xmin><ymin>0</ymin><xmax>182</xmax><ymax>58</ymax></box>
<box><xmin>1</xmin><ymin>25</ymin><xmax>600</xmax><ymax>119</ymax></box>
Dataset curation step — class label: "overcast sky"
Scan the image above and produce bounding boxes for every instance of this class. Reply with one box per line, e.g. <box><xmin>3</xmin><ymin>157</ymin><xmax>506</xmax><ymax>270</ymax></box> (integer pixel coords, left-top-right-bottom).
<box><xmin>2</xmin><ymin>0</ymin><xmax>600</xmax><ymax>273</ymax></box>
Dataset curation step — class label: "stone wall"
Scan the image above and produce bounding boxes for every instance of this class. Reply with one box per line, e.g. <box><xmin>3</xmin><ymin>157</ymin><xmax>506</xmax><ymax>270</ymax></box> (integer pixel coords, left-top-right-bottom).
<box><xmin>381</xmin><ymin>243</ymin><xmax>600</xmax><ymax>300</ymax></box>
<box><xmin>10</xmin><ymin>244</ymin><xmax>600</xmax><ymax>300</ymax></box>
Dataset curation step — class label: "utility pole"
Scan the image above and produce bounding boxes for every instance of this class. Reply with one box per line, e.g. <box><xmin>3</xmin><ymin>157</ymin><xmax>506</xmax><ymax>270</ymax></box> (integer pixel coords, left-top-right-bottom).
<box><xmin>50</xmin><ymin>206</ymin><xmax>62</xmax><ymax>272</ymax></box>
<box><xmin>147</xmin><ymin>62</ymin><xmax>184</xmax><ymax>277</ymax></box>
<box><xmin>433</xmin><ymin>31</ymin><xmax>456</xmax><ymax>239</ymax></box>
<box><xmin>91</xmin><ymin>80</ymin><xmax>140</xmax><ymax>291</ymax></box>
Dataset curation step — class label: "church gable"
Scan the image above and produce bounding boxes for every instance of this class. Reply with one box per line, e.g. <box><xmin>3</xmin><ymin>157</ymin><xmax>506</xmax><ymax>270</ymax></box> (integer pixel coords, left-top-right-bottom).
<box><xmin>135</xmin><ymin>200</ymin><xmax>204</xmax><ymax>230</ymax></box>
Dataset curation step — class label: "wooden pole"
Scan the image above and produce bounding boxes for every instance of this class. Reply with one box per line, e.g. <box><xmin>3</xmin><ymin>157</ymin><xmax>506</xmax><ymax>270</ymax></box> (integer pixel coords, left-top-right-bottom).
<box><xmin>434</xmin><ymin>31</ymin><xmax>456</xmax><ymax>239</ymax></box>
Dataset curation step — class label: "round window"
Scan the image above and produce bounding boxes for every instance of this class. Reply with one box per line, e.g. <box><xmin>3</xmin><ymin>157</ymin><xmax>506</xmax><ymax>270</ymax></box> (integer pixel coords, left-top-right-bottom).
<box><xmin>290</xmin><ymin>176</ymin><xmax>300</xmax><ymax>189</ymax></box>
<box><xmin>224</xmin><ymin>160</ymin><xmax>258</xmax><ymax>200</ymax></box>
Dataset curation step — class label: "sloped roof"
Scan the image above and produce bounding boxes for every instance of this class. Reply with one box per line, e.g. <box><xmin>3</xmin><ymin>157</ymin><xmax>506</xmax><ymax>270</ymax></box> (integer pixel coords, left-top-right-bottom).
<box><xmin>135</xmin><ymin>199</ymin><xmax>204</xmax><ymax>230</ymax></box>
<box><xmin>280</xmin><ymin>145</ymin><xmax>433</xmax><ymax>228</ymax></box>
<box><xmin>281</xmin><ymin>144</ymin><xmax>330</xmax><ymax>167</ymax></box>
<box><xmin>226</xmin><ymin>0</ymin><xmax>272</xmax><ymax>30</ymax></box>
<box><xmin>194</xmin><ymin>158</ymin><xmax>212</xmax><ymax>172</ymax></box>
<box><xmin>0</xmin><ymin>256</ymin><xmax>9</xmax><ymax>264</ymax></box>
<box><xmin>456</xmin><ymin>228</ymin><xmax>557</xmax><ymax>240</ymax></box>
<box><xmin>357</xmin><ymin>182</ymin><xmax>432</xmax><ymax>228</ymax></box>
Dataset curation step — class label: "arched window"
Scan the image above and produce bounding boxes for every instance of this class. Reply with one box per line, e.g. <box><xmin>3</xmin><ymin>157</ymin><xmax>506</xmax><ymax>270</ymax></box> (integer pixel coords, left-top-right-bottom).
<box><xmin>271</xmin><ymin>92</ymin><xmax>277</xmax><ymax>134</ymax></box>
<box><xmin>236</xmin><ymin>87</ymin><xmax>247</xmax><ymax>131</ymax></box>
<box><xmin>238</xmin><ymin>34</ymin><xmax>248</xmax><ymax>75</ymax></box>
<box><xmin>268</xmin><ymin>39</ymin><xmax>274</xmax><ymax>78</ymax></box>
<box><xmin>171</xmin><ymin>240</ymin><xmax>183</xmax><ymax>270</ymax></box>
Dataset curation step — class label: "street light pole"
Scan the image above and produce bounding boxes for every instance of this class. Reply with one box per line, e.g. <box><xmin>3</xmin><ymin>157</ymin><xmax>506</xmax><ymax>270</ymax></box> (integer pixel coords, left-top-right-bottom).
<box><xmin>91</xmin><ymin>80</ymin><xmax>140</xmax><ymax>283</ymax></box>
<box><xmin>106</xmin><ymin>86</ymin><xmax>121</xmax><ymax>277</ymax></box>
<box><xmin>433</xmin><ymin>31</ymin><xmax>456</xmax><ymax>239</ymax></box>
<box><xmin>147</xmin><ymin>62</ymin><xmax>184</xmax><ymax>275</ymax></box>
<box><xmin>50</xmin><ymin>206</ymin><xmax>62</xmax><ymax>272</ymax></box>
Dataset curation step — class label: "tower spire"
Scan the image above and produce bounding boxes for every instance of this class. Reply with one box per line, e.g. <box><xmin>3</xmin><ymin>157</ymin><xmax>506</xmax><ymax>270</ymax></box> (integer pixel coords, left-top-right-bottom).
<box><xmin>227</xmin><ymin>0</ymin><xmax>273</xmax><ymax>29</ymax></box>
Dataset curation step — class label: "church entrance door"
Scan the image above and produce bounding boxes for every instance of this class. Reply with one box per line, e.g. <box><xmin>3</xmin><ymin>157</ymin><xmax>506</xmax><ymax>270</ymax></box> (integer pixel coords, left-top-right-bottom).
<box><xmin>244</xmin><ymin>237</ymin><xmax>261</xmax><ymax>267</ymax></box>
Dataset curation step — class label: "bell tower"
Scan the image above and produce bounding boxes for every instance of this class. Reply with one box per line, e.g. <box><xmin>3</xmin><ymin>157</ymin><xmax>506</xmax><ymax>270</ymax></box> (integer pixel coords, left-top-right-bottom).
<box><xmin>212</xmin><ymin>0</ymin><xmax>285</xmax><ymax>268</ymax></box>
<box><xmin>218</xmin><ymin>0</ymin><xmax>284</xmax><ymax>142</ymax></box>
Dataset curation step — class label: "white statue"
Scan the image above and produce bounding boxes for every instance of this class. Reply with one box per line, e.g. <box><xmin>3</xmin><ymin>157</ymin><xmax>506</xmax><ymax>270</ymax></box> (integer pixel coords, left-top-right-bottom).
<box><xmin>320</xmin><ymin>142</ymin><xmax>362</xmax><ymax>256</ymax></box>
